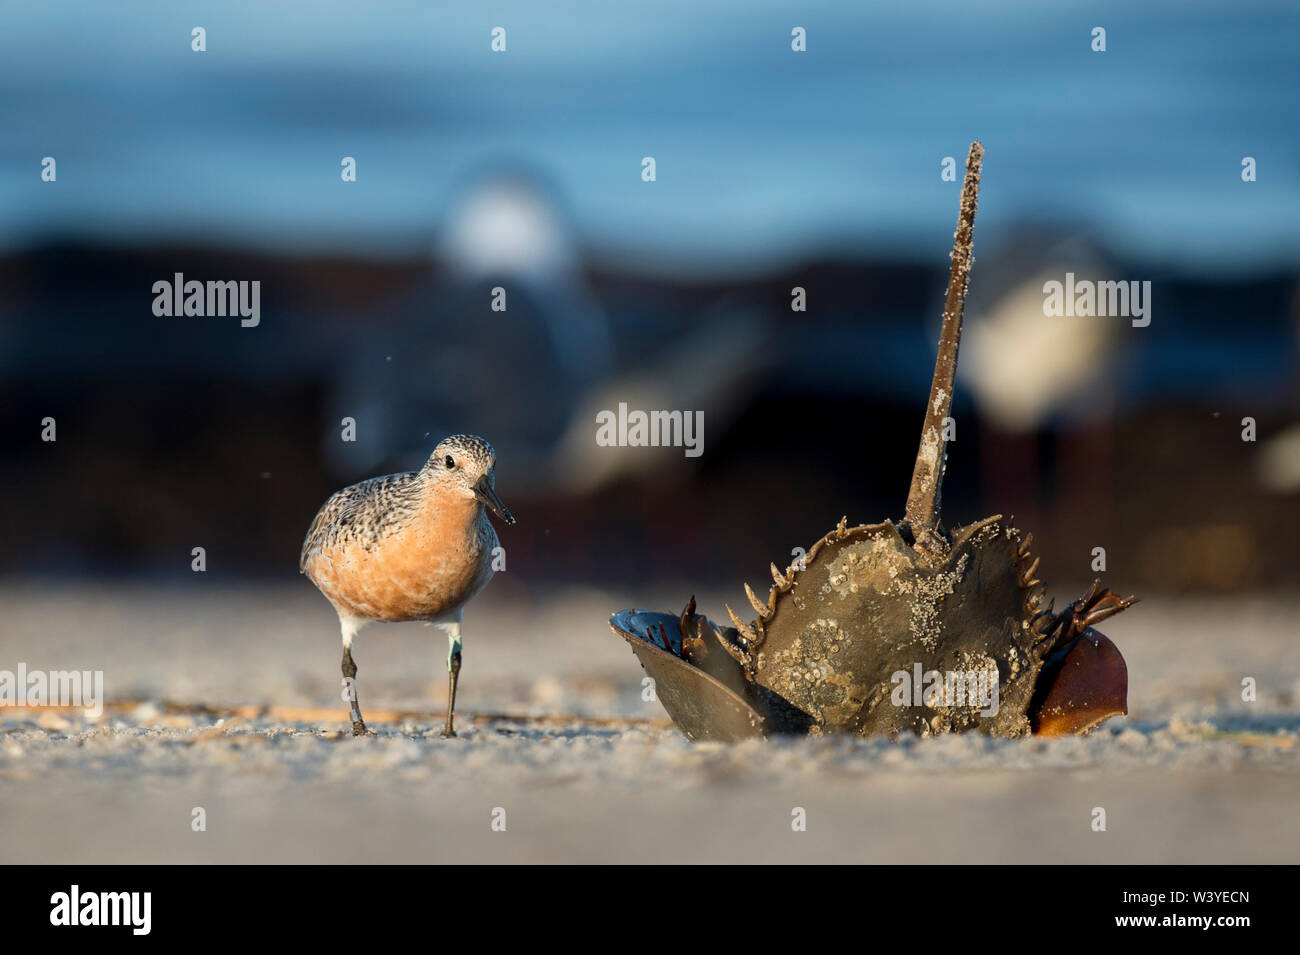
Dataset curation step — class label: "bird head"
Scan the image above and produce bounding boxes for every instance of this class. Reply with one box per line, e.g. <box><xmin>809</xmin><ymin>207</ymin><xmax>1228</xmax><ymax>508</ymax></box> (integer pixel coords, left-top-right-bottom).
<box><xmin>423</xmin><ymin>434</ymin><xmax>515</xmax><ymax>525</ymax></box>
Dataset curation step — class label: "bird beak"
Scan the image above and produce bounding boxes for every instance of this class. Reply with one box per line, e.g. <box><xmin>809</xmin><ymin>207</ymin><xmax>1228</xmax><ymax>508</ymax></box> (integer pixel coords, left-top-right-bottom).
<box><xmin>474</xmin><ymin>475</ymin><xmax>516</xmax><ymax>525</ymax></box>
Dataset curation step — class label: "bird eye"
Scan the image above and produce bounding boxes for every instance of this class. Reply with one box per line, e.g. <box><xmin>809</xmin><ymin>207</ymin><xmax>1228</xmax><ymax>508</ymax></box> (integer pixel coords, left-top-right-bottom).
<box><xmin>445</xmin><ymin>455</ymin><xmax>455</xmax><ymax>469</ymax></box>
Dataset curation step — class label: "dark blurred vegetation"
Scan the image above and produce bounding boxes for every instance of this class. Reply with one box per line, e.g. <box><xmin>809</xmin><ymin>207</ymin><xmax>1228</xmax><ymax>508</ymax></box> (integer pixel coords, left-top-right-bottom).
<box><xmin>1</xmin><ymin>239</ymin><xmax>1297</xmax><ymax>595</ymax></box>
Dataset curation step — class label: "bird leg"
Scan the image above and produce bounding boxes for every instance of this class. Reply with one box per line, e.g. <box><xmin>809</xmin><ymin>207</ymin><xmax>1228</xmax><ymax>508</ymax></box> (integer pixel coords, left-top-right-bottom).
<box><xmin>341</xmin><ymin>642</ymin><xmax>367</xmax><ymax>736</ymax></box>
<box><xmin>442</xmin><ymin>622</ymin><xmax>462</xmax><ymax>738</ymax></box>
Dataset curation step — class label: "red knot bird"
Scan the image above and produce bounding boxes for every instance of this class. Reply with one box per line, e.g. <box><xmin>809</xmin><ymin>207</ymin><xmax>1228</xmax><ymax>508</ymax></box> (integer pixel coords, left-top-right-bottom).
<box><xmin>300</xmin><ymin>435</ymin><xmax>515</xmax><ymax>737</ymax></box>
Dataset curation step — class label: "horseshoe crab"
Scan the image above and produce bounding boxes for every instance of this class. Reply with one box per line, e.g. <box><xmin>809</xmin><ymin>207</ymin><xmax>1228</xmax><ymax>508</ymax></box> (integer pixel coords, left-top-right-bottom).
<box><xmin>609</xmin><ymin>142</ymin><xmax>1134</xmax><ymax>742</ymax></box>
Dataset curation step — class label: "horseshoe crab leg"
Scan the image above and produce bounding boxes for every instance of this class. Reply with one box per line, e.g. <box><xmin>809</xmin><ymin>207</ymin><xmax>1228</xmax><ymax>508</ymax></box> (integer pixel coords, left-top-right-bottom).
<box><xmin>904</xmin><ymin>141</ymin><xmax>983</xmax><ymax>553</ymax></box>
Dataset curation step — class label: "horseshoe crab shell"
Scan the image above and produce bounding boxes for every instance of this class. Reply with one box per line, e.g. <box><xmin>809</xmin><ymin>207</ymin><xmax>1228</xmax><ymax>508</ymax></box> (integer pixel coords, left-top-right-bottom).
<box><xmin>609</xmin><ymin>143</ymin><xmax>1134</xmax><ymax>742</ymax></box>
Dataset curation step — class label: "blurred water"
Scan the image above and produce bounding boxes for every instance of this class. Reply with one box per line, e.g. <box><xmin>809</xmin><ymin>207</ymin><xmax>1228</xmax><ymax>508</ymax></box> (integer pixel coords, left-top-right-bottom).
<box><xmin>2</xmin><ymin>0</ymin><xmax>1298</xmax><ymax>273</ymax></box>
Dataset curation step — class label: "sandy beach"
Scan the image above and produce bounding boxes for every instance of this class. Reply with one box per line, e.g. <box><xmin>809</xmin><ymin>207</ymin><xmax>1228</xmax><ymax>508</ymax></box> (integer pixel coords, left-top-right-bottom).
<box><xmin>1</xmin><ymin>581</ymin><xmax>1296</xmax><ymax>864</ymax></box>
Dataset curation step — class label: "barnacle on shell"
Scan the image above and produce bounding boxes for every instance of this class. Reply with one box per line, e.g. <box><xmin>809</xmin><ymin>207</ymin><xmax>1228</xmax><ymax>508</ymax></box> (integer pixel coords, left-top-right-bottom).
<box><xmin>609</xmin><ymin>143</ymin><xmax>1134</xmax><ymax>742</ymax></box>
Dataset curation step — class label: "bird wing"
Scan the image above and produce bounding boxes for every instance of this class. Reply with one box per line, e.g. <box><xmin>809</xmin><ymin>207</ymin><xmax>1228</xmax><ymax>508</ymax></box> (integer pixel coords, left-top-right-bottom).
<box><xmin>299</xmin><ymin>471</ymin><xmax>420</xmax><ymax>573</ymax></box>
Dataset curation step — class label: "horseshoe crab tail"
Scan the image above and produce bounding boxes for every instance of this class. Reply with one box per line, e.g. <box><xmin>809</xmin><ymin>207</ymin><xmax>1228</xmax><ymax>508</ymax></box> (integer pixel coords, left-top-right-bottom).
<box><xmin>904</xmin><ymin>141</ymin><xmax>983</xmax><ymax>552</ymax></box>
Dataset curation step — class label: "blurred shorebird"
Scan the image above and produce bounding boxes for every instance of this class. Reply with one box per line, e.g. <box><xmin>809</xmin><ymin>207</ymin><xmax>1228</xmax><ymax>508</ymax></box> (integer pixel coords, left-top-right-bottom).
<box><xmin>300</xmin><ymin>435</ymin><xmax>515</xmax><ymax>737</ymax></box>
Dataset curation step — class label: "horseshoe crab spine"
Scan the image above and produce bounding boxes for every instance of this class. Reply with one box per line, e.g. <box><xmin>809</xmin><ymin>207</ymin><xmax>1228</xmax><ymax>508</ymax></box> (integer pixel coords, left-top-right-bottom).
<box><xmin>904</xmin><ymin>141</ymin><xmax>983</xmax><ymax>552</ymax></box>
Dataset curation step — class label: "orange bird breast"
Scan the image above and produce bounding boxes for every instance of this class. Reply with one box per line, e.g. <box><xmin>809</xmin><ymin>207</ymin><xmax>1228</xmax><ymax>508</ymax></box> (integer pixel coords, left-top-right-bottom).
<box><xmin>306</xmin><ymin>493</ymin><xmax>495</xmax><ymax>624</ymax></box>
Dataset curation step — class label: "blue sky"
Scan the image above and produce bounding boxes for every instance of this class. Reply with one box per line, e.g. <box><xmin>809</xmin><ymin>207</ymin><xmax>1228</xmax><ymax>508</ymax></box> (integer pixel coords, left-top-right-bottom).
<box><xmin>2</xmin><ymin>1</ymin><xmax>1297</xmax><ymax>275</ymax></box>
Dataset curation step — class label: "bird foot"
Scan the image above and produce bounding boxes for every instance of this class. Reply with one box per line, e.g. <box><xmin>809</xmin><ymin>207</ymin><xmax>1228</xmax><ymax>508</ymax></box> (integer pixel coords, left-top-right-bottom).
<box><xmin>352</xmin><ymin>720</ymin><xmax>368</xmax><ymax>736</ymax></box>
<box><xmin>440</xmin><ymin>727</ymin><xmax>457</xmax><ymax>739</ymax></box>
